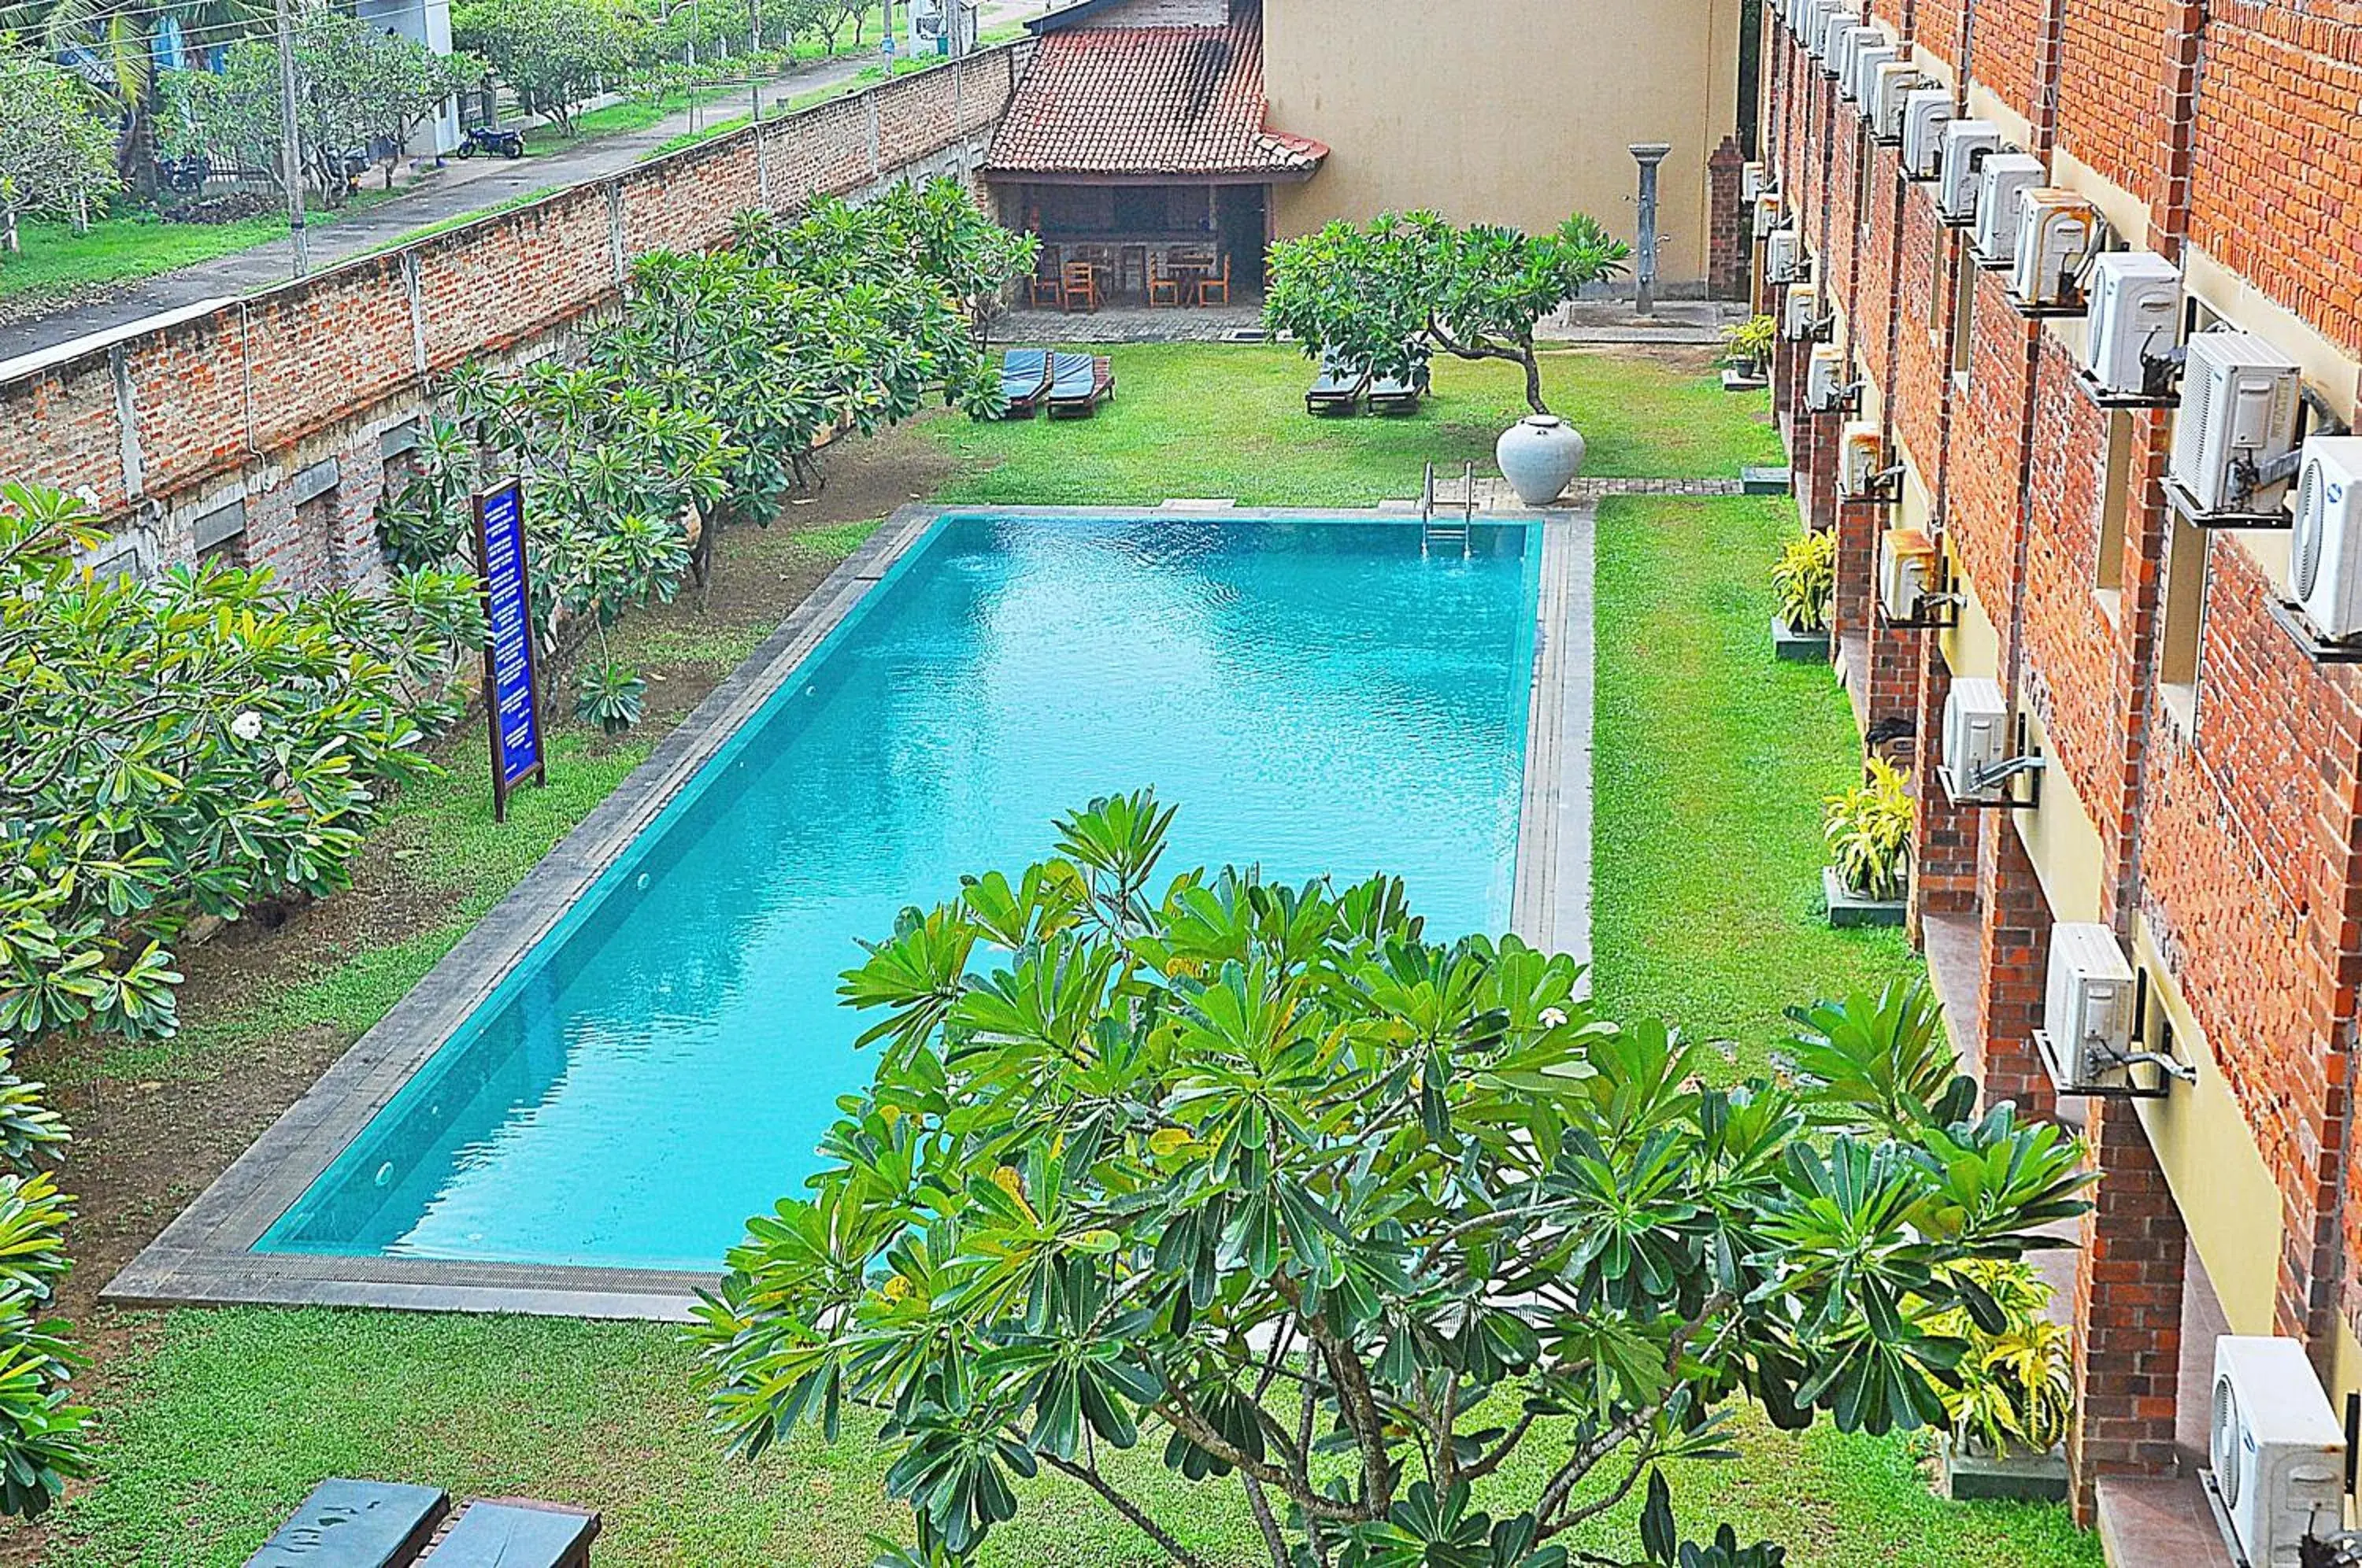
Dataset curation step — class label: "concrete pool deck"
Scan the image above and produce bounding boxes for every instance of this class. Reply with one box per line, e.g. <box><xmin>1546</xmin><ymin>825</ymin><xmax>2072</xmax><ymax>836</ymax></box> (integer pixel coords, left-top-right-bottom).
<box><xmin>106</xmin><ymin>502</ymin><xmax>1596</xmax><ymax>1322</ymax></box>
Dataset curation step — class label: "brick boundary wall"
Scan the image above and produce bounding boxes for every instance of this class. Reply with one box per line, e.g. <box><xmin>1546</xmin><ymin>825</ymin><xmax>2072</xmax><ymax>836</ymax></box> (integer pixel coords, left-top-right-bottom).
<box><xmin>0</xmin><ymin>41</ymin><xmax>1037</xmax><ymax>592</ymax></box>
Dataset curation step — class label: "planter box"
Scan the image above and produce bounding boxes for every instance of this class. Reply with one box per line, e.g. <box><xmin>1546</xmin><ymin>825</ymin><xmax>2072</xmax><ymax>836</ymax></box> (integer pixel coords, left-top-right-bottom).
<box><xmin>1741</xmin><ymin>465</ymin><xmax>1794</xmax><ymax>495</ymax></box>
<box><xmin>1721</xmin><ymin>366</ymin><xmax>1770</xmax><ymax>392</ymax></box>
<box><xmin>1823</xmin><ymin>865</ymin><xmax>1905</xmax><ymax>928</ymax></box>
<box><xmin>1772</xmin><ymin>613</ymin><xmax>1831</xmax><ymax>663</ymax></box>
<box><xmin>1938</xmin><ymin>1433</ymin><xmax>2070</xmax><ymax>1503</ymax></box>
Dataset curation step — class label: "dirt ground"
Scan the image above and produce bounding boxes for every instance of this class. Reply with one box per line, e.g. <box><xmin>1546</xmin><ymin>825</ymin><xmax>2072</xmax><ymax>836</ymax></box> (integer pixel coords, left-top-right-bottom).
<box><xmin>9</xmin><ymin>423</ymin><xmax>957</xmax><ymax>1541</ymax></box>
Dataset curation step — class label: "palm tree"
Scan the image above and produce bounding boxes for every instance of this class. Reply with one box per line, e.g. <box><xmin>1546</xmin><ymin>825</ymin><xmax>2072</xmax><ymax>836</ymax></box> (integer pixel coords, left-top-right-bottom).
<box><xmin>0</xmin><ymin>0</ymin><xmax>268</xmax><ymax>194</ymax></box>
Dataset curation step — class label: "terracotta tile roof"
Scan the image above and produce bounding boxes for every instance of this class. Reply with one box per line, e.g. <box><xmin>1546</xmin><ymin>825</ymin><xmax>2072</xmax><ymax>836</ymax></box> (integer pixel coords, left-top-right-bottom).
<box><xmin>986</xmin><ymin>19</ymin><xmax>1328</xmax><ymax>180</ymax></box>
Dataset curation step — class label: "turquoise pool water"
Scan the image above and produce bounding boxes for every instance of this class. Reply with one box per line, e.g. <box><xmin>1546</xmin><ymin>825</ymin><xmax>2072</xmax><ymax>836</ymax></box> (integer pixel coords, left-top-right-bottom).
<box><xmin>260</xmin><ymin>515</ymin><xmax>1542</xmax><ymax>1270</ymax></box>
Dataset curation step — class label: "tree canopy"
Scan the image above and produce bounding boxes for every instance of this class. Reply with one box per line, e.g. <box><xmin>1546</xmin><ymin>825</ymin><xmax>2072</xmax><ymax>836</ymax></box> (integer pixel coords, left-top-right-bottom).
<box><xmin>691</xmin><ymin>793</ymin><xmax>2090</xmax><ymax>1568</ymax></box>
<box><xmin>0</xmin><ymin>40</ymin><xmax>119</xmax><ymax>249</ymax></box>
<box><xmin>451</xmin><ymin>0</ymin><xmax>642</xmax><ymax>135</ymax></box>
<box><xmin>1265</xmin><ymin>213</ymin><xmax>1632</xmax><ymax>415</ymax></box>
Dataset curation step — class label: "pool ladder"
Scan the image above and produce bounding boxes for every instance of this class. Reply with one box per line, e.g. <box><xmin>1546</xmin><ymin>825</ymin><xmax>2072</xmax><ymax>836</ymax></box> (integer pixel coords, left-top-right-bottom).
<box><xmin>1420</xmin><ymin>461</ymin><xmax>1475</xmax><ymax>553</ymax></box>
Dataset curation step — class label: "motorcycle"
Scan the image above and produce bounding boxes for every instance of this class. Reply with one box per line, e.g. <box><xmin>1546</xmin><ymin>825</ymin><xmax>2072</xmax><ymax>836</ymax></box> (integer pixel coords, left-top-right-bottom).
<box><xmin>457</xmin><ymin>125</ymin><xmax>525</xmax><ymax>160</ymax></box>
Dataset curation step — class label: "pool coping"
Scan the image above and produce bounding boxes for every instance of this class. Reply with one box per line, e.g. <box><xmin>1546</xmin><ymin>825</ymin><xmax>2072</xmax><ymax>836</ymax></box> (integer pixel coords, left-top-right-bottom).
<box><xmin>106</xmin><ymin>503</ymin><xmax>1593</xmax><ymax>1322</ymax></box>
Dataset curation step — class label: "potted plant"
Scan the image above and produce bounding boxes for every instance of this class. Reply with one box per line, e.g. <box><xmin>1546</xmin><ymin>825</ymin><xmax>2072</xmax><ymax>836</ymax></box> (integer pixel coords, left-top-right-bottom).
<box><xmin>1924</xmin><ymin>1259</ymin><xmax>2075</xmax><ymax>1503</ymax></box>
<box><xmin>1771</xmin><ymin>527</ymin><xmax>1834</xmax><ymax>660</ymax></box>
<box><xmin>1722</xmin><ymin>312</ymin><xmax>1778</xmax><ymax>390</ymax></box>
<box><xmin>1822</xmin><ymin>756</ymin><xmax>1911</xmax><ymax>926</ymax></box>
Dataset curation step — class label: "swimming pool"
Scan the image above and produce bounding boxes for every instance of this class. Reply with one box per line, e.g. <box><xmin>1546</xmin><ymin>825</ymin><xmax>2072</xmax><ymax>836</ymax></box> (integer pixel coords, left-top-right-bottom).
<box><xmin>249</xmin><ymin>512</ymin><xmax>1547</xmax><ymax>1274</ymax></box>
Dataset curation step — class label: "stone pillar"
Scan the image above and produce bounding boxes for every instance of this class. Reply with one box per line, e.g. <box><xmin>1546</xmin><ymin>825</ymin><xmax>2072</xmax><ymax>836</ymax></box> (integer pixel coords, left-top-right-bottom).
<box><xmin>1975</xmin><ymin>819</ymin><xmax>2057</xmax><ymax>1121</ymax></box>
<box><xmin>1709</xmin><ymin>135</ymin><xmax>1750</xmax><ymax>302</ymax></box>
<box><xmin>1908</xmin><ymin>643</ymin><xmax>1981</xmax><ymax>935</ymax></box>
<box><xmin>2068</xmin><ymin>1096</ymin><xmax>2189</xmax><ymax>1525</ymax></box>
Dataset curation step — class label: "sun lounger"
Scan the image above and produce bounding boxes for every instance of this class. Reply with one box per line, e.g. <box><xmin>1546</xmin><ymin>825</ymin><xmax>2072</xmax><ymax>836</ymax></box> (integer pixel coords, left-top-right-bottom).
<box><xmin>1305</xmin><ymin>353</ymin><xmax>1370</xmax><ymax>415</ymax></box>
<box><xmin>1046</xmin><ymin>352</ymin><xmax>1116</xmax><ymax>418</ymax></box>
<box><xmin>245</xmin><ymin>1479</ymin><xmax>448</xmax><ymax>1568</ymax></box>
<box><xmin>1367</xmin><ymin>364</ymin><xmax>1427</xmax><ymax>414</ymax></box>
<box><xmin>997</xmin><ymin>349</ymin><xmax>1053</xmax><ymax>418</ymax></box>
<box><xmin>422</xmin><ymin>1500</ymin><xmax>598</xmax><ymax>1568</ymax></box>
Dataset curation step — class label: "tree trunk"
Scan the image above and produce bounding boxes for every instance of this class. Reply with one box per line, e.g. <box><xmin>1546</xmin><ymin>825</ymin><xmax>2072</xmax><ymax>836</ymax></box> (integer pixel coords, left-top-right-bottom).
<box><xmin>2</xmin><ymin>205</ymin><xmax>18</xmax><ymax>254</ymax></box>
<box><xmin>1520</xmin><ymin>346</ymin><xmax>1548</xmax><ymax>416</ymax></box>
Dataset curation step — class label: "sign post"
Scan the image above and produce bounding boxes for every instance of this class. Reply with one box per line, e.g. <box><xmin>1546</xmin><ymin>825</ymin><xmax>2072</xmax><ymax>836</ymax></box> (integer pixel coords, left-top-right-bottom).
<box><xmin>472</xmin><ymin>481</ymin><xmax>546</xmax><ymax>823</ymax></box>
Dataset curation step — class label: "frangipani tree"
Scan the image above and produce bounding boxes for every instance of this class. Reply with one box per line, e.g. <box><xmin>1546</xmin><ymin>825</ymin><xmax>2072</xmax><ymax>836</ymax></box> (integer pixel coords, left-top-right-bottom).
<box><xmin>0</xmin><ymin>42</ymin><xmax>118</xmax><ymax>251</ymax></box>
<box><xmin>1265</xmin><ymin>211</ymin><xmax>1632</xmax><ymax>416</ymax></box>
<box><xmin>693</xmin><ymin>793</ymin><xmax>2091</xmax><ymax>1568</ymax></box>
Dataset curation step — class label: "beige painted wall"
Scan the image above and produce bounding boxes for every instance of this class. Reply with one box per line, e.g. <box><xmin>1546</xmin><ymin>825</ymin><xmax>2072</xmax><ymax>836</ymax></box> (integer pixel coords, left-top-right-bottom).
<box><xmin>1261</xmin><ymin>0</ymin><xmax>1742</xmax><ymax>283</ymax></box>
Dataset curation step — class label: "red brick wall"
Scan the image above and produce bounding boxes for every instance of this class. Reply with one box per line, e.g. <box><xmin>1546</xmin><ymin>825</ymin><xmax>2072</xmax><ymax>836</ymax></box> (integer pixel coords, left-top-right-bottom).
<box><xmin>2186</xmin><ymin>2</ymin><xmax>2362</xmax><ymax>355</ymax></box>
<box><xmin>2054</xmin><ymin>0</ymin><xmax>2176</xmax><ymax>197</ymax></box>
<box><xmin>0</xmin><ymin>43</ymin><xmax>1033</xmax><ymax>590</ymax></box>
<box><xmin>1966</xmin><ymin>0</ymin><xmax>2056</xmax><ymax>128</ymax></box>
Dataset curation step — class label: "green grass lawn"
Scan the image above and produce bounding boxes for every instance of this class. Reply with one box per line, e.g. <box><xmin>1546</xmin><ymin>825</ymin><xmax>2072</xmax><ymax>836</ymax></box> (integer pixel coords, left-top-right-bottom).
<box><xmin>933</xmin><ymin>343</ymin><xmax>1782</xmax><ymax>506</ymax></box>
<box><xmin>29</xmin><ymin>347</ymin><xmax>2094</xmax><ymax>1568</ymax></box>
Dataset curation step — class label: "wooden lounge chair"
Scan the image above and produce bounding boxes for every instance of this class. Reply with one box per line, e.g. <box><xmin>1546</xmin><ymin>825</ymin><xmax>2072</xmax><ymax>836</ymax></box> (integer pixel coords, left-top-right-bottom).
<box><xmin>422</xmin><ymin>1500</ymin><xmax>598</xmax><ymax>1568</ymax></box>
<box><xmin>996</xmin><ymin>349</ymin><xmax>1053</xmax><ymax>418</ymax></box>
<box><xmin>1305</xmin><ymin>352</ymin><xmax>1370</xmax><ymax>415</ymax></box>
<box><xmin>246</xmin><ymin>1479</ymin><xmax>448</xmax><ymax>1567</ymax></box>
<box><xmin>1047</xmin><ymin>352</ymin><xmax>1116</xmax><ymax>418</ymax></box>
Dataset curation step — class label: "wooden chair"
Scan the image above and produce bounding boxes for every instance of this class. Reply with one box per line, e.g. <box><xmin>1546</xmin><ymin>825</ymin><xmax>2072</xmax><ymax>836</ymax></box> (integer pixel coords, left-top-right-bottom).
<box><xmin>1061</xmin><ymin>261</ymin><xmax>1099</xmax><ymax>313</ymax></box>
<box><xmin>1147</xmin><ymin>257</ymin><xmax>1183</xmax><ymax>307</ymax></box>
<box><xmin>1195</xmin><ymin>255</ymin><xmax>1232</xmax><ymax>307</ymax></box>
<box><xmin>1028</xmin><ymin>245</ymin><xmax>1064</xmax><ymax>308</ymax></box>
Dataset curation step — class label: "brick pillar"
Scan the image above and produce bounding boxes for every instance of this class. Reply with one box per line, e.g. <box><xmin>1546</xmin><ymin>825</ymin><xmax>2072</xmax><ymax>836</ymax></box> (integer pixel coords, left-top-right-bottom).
<box><xmin>2068</xmin><ymin>1096</ymin><xmax>2189</xmax><ymax>1525</ymax></box>
<box><xmin>1709</xmin><ymin>135</ymin><xmax>1750</xmax><ymax>301</ymax></box>
<box><xmin>1772</xmin><ymin>325</ymin><xmax>1804</xmax><ymax>446</ymax></box>
<box><xmin>1826</xmin><ymin>472</ymin><xmax>1873</xmax><ymax>643</ymax></box>
<box><xmin>1908</xmin><ymin>643</ymin><xmax>1981</xmax><ymax>937</ymax></box>
<box><xmin>1860</xmin><ymin>527</ymin><xmax>1919</xmax><ymax>734</ymax></box>
<box><xmin>1975</xmin><ymin>819</ymin><xmax>2057</xmax><ymax>1122</ymax></box>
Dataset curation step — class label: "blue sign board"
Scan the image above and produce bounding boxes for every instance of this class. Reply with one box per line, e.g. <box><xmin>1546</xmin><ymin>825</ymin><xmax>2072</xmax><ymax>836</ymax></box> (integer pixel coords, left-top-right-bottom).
<box><xmin>473</xmin><ymin>481</ymin><xmax>545</xmax><ymax>819</ymax></box>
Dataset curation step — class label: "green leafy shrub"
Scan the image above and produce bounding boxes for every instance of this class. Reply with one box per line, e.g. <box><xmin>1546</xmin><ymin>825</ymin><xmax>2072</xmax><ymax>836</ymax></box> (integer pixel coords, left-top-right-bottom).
<box><xmin>691</xmin><ymin>793</ymin><xmax>2090</xmax><ymax>1568</ymax></box>
<box><xmin>0</xmin><ymin>478</ymin><xmax>479</xmax><ymax>1515</ymax></box>
<box><xmin>1823</xmin><ymin>757</ymin><xmax>1913</xmax><ymax>902</ymax></box>
<box><xmin>1771</xmin><ymin>527</ymin><xmax>1835</xmax><ymax>633</ymax></box>
<box><xmin>573</xmin><ymin>661</ymin><xmax>647</xmax><ymax>734</ymax></box>
<box><xmin>1721</xmin><ymin>314</ymin><xmax>1778</xmax><ymax>377</ymax></box>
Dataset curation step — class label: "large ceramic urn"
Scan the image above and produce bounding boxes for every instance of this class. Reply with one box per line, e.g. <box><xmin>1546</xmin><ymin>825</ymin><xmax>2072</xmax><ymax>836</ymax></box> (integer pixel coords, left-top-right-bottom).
<box><xmin>1495</xmin><ymin>415</ymin><xmax>1586</xmax><ymax>507</ymax></box>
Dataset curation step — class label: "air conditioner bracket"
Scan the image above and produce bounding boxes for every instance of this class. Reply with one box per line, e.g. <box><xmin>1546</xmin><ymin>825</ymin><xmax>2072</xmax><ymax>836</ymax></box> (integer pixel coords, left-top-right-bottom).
<box><xmin>2268</xmin><ymin>597</ymin><xmax>2362</xmax><ymax>665</ymax></box>
<box><xmin>2071</xmin><ymin>367</ymin><xmax>2177</xmax><ymax>412</ymax></box>
<box><xmin>2031</xmin><ymin>1029</ymin><xmax>2186</xmax><ymax>1101</ymax></box>
<box><xmin>2001</xmin><ymin>288</ymin><xmax>2089</xmax><ymax>320</ymax></box>
<box><xmin>2164</xmin><ymin>477</ymin><xmax>2292</xmax><ymax>532</ymax></box>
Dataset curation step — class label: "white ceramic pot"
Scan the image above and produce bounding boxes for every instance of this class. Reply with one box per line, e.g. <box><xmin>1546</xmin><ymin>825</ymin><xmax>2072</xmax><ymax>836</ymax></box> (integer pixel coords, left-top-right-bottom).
<box><xmin>1496</xmin><ymin>415</ymin><xmax>1586</xmax><ymax>506</ymax></box>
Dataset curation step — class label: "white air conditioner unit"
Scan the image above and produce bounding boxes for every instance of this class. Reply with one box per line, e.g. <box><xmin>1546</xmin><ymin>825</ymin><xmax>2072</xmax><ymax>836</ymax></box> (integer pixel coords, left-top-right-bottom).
<box><xmin>1871</xmin><ymin>61</ymin><xmax>1923</xmax><ymax>142</ymax></box>
<box><xmin>1848</xmin><ymin>42</ymin><xmax>1897</xmax><ymax>109</ymax></box>
<box><xmin>2289</xmin><ymin>436</ymin><xmax>2362</xmax><ymax>641</ymax></box>
<box><xmin>2010</xmin><ymin>190</ymin><xmax>2100</xmax><ymax>306</ymax></box>
<box><xmin>1784</xmin><ymin>281</ymin><xmax>1822</xmax><ymax>340</ymax></box>
<box><xmin>1744</xmin><ymin>161</ymin><xmax>1766</xmax><ymax>204</ymax></box>
<box><xmin>2212</xmin><ymin>1337</ymin><xmax>2345</xmax><ymax>1568</ymax></box>
<box><xmin>1765</xmin><ymin>228</ymin><xmax>1801</xmax><ymax>285</ymax></box>
<box><xmin>1822</xmin><ymin>20</ymin><xmax>1865</xmax><ymax>75</ymax></box>
<box><xmin>1936</xmin><ymin>121</ymin><xmax>2001</xmax><ymax>220</ymax></box>
<box><xmin>1940</xmin><ymin>675</ymin><xmax>2009</xmax><ymax>797</ymax></box>
<box><xmin>1900</xmin><ymin>90</ymin><xmax>1954</xmax><ymax>179</ymax></box>
<box><xmin>1880</xmin><ymin>527</ymin><xmax>1939</xmax><ymax>621</ymax></box>
<box><xmin>2082</xmin><ymin>251</ymin><xmax>2180</xmax><ymax>396</ymax></box>
<box><xmin>1972</xmin><ymin>152</ymin><xmax>2047</xmax><ymax>261</ymax></box>
<box><xmin>1754</xmin><ymin>190</ymin><xmax>1784</xmax><ymax>239</ymax></box>
<box><xmin>2168</xmin><ymin>331</ymin><xmax>2303</xmax><ymax>515</ymax></box>
<box><xmin>1805</xmin><ymin>345</ymin><xmax>1849</xmax><ymax>411</ymax></box>
<box><xmin>1835</xmin><ymin>23</ymin><xmax>1886</xmax><ymax>94</ymax></box>
<box><xmin>1840</xmin><ymin>421</ymin><xmax>1886</xmax><ymax>497</ymax></box>
<box><xmin>2039</xmin><ymin>923</ymin><xmax>2137</xmax><ymax>1092</ymax></box>
<box><xmin>1809</xmin><ymin>0</ymin><xmax>1849</xmax><ymax>57</ymax></box>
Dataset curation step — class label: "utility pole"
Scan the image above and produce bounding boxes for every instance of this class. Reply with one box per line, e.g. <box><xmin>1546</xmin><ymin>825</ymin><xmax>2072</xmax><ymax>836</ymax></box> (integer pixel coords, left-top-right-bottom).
<box><xmin>274</xmin><ymin>0</ymin><xmax>308</xmax><ymax>278</ymax></box>
<box><xmin>748</xmin><ymin>0</ymin><xmax>762</xmax><ymax>127</ymax></box>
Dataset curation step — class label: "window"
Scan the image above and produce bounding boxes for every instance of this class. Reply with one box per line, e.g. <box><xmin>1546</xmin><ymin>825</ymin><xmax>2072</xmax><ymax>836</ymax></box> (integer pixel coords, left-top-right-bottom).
<box><xmin>192</xmin><ymin>499</ymin><xmax>246</xmax><ymax>568</ymax></box>
<box><xmin>2157</xmin><ymin>508</ymin><xmax>2209</xmax><ymax>727</ymax></box>
<box><xmin>1947</xmin><ymin>246</ymin><xmax>1974</xmax><ymax>379</ymax></box>
<box><xmin>2094</xmin><ymin>412</ymin><xmax>2132</xmax><ymax>594</ymax></box>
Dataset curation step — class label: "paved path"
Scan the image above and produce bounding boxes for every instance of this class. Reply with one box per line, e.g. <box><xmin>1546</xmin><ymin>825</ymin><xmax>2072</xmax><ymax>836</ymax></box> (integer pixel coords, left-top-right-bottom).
<box><xmin>0</xmin><ymin>2</ymin><xmax>1044</xmax><ymax>365</ymax></box>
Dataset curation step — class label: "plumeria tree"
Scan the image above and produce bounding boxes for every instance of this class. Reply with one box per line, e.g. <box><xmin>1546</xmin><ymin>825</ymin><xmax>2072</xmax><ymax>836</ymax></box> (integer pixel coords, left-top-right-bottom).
<box><xmin>0</xmin><ymin>42</ymin><xmax>119</xmax><ymax>253</ymax></box>
<box><xmin>1266</xmin><ymin>211</ymin><xmax>1632</xmax><ymax>416</ymax></box>
<box><xmin>452</xmin><ymin>0</ymin><xmax>639</xmax><ymax>135</ymax></box>
<box><xmin>158</xmin><ymin>6</ymin><xmax>476</xmax><ymax>204</ymax></box>
<box><xmin>0</xmin><ymin>479</ymin><xmax>482</xmax><ymax>1515</ymax></box>
<box><xmin>692</xmin><ymin>793</ymin><xmax>2092</xmax><ymax>1568</ymax></box>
